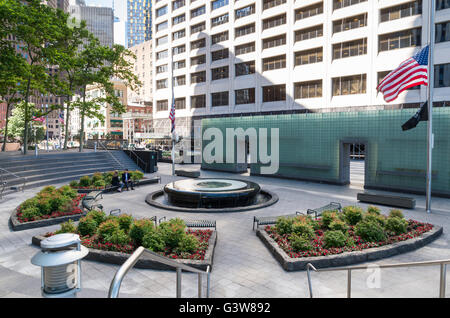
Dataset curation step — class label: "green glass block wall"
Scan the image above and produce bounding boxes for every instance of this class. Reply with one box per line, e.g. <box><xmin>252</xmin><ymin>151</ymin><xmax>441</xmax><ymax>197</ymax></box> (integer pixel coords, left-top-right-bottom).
<box><xmin>201</xmin><ymin>108</ymin><xmax>450</xmax><ymax>196</ymax></box>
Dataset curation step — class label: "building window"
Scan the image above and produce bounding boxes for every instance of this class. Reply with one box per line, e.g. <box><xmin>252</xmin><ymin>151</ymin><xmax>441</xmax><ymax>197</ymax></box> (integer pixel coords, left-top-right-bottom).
<box><xmin>191</xmin><ymin>94</ymin><xmax>206</xmax><ymax>108</ymax></box>
<box><xmin>235</xmin><ymin>42</ymin><xmax>255</xmax><ymax>55</ymax></box>
<box><xmin>262</xmin><ymin>14</ymin><xmax>286</xmax><ymax>30</ymax></box>
<box><xmin>295</xmin><ymin>2</ymin><xmax>323</xmax><ymax>21</ymax></box>
<box><xmin>294</xmin><ymin>25</ymin><xmax>323</xmax><ymax>42</ymax></box>
<box><xmin>212</xmin><ymin>13</ymin><xmax>229</xmax><ymax>27</ymax></box>
<box><xmin>172</xmin><ymin>29</ymin><xmax>185</xmax><ymax>40</ymax></box>
<box><xmin>235</xmin><ymin>4</ymin><xmax>255</xmax><ymax>19</ymax></box>
<box><xmin>235</xmin><ymin>61</ymin><xmax>255</xmax><ymax>76</ymax></box>
<box><xmin>156</xmin><ymin>50</ymin><xmax>168</xmax><ymax>60</ymax></box>
<box><xmin>212</xmin><ymin>66</ymin><xmax>229</xmax><ymax>80</ymax></box>
<box><xmin>174</xmin><ymin>75</ymin><xmax>186</xmax><ymax>86</ymax></box>
<box><xmin>157</xmin><ymin>100</ymin><xmax>168</xmax><ymax>111</ymax></box>
<box><xmin>263</xmin><ymin>55</ymin><xmax>286</xmax><ymax>71</ymax></box>
<box><xmin>156</xmin><ymin>79</ymin><xmax>168</xmax><ymax>89</ymax></box>
<box><xmin>235</xmin><ymin>23</ymin><xmax>255</xmax><ymax>38</ymax></box>
<box><xmin>156</xmin><ymin>64</ymin><xmax>168</xmax><ymax>74</ymax></box>
<box><xmin>262</xmin><ymin>34</ymin><xmax>286</xmax><ymax>49</ymax></box>
<box><xmin>156</xmin><ymin>6</ymin><xmax>168</xmax><ymax>18</ymax></box>
<box><xmin>211</xmin><ymin>91</ymin><xmax>228</xmax><ymax>106</ymax></box>
<box><xmin>332</xmin><ymin>38</ymin><xmax>367</xmax><ymax>60</ymax></box>
<box><xmin>173</xmin><ymin>14</ymin><xmax>185</xmax><ymax>25</ymax></box>
<box><xmin>333</xmin><ymin>13</ymin><xmax>367</xmax><ymax>34</ymax></box>
<box><xmin>191</xmin><ymin>54</ymin><xmax>206</xmax><ymax>65</ymax></box>
<box><xmin>156</xmin><ymin>35</ymin><xmax>168</xmax><ymax>46</ymax></box>
<box><xmin>437</xmin><ymin>0</ymin><xmax>450</xmax><ymax>10</ymax></box>
<box><xmin>211</xmin><ymin>49</ymin><xmax>229</xmax><ymax>61</ymax></box>
<box><xmin>263</xmin><ymin>0</ymin><xmax>286</xmax><ymax>10</ymax></box>
<box><xmin>294</xmin><ymin>80</ymin><xmax>322</xmax><ymax>99</ymax></box>
<box><xmin>156</xmin><ymin>21</ymin><xmax>168</xmax><ymax>32</ymax></box>
<box><xmin>235</xmin><ymin>88</ymin><xmax>255</xmax><ymax>104</ymax></box>
<box><xmin>211</xmin><ymin>0</ymin><xmax>229</xmax><ymax>10</ymax></box>
<box><xmin>332</xmin><ymin>74</ymin><xmax>366</xmax><ymax>96</ymax></box>
<box><xmin>378</xmin><ymin>28</ymin><xmax>421</xmax><ymax>52</ymax></box>
<box><xmin>173</xmin><ymin>60</ymin><xmax>186</xmax><ymax>69</ymax></box>
<box><xmin>173</xmin><ymin>44</ymin><xmax>186</xmax><ymax>55</ymax></box>
<box><xmin>377</xmin><ymin>71</ymin><xmax>419</xmax><ymax>90</ymax></box>
<box><xmin>191</xmin><ymin>71</ymin><xmax>206</xmax><ymax>83</ymax></box>
<box><xmin>172</xmin><ymin>0</ymin><xmax>185</xmax><ymax>10</ymax></box>
<box><xmin>191</xmin><ymin>5</ymin><xmax>206</xmax><ymax>18</ymax></box>
<box><xmin>436</xmin><ymin>21</ymin><xmax>450</xmax><ymax>43</ymax></box>
<box><xmin>435</xmin><ymin>63</ymin><xmax>450</xmax><ymax>87</ymax></box>
<box><xmin>191</xmin><ymin>22</ymin><xmax>206</xmax><ymax>34</ymax></box>
<box><xmin>380</xmin><ymin>1</ymin><xmax>422</xmax><ymax>22</ymax></box>
<box><xmin>174</xmin><ymin>97</ymin><xmax>186</xmax><ymax>109</ymax></box>
<box><xmin>212</xmin><ymin>31</ymin><xmax>229</xmax><ymax>45</ymax></box>
<box><xmin>294</xmin><ymin>47</ymin><xmax>323</xmax><ymax>65</ymax></box>
<box><xmin>333</xmin><ymin>0</ymin><xmax>367</xmax><ymax>11</ymax></box>
<box><xmin>191</xmin><ymin>38</ymin><xmax>206</xmax><ymax>50</ymax></box>
<box><xmin>263</xmin><ymin>85</ymin><xmax>286</xmax><ymax>102</ymax></box>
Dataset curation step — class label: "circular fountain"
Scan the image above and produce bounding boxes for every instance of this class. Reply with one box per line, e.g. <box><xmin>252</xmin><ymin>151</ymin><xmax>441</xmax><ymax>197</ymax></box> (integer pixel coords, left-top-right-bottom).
<box><xmin>146</xmin><ymin>178</ymin><xmax>278</xmax><ymax>212</ymax></box>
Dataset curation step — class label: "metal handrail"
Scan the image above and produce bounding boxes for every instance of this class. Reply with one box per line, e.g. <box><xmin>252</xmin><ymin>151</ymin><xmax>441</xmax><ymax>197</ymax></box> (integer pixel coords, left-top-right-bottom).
<box><xmin>108</xmin><ymin>246</ymin><xmax>211</xmax><ymax>298</ymax></box>
<box><xmin>128</xmin><ymin>149</ymin><xmax>148</xmax><ymax>172</ymax></box>
<box><xmin>97</xmin><ymin>141</ymin><xmax>126</xmax><ymax>170</ymax></box>
<box><xmin>306</xmin><ymin>259</ymin><xmax>450</xmax><ymax>298</ymax></box>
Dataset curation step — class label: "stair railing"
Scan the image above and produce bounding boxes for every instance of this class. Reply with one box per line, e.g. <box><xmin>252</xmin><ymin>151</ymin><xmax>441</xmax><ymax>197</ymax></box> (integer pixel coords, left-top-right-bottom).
<box><xmin>108</xmin><ymin>246</ymin><xmax>211</xmax><ymax>298</ymax></box>
<box><xmin>0</xmin><ymin>168</ymin><xmax>26</xmax><ymax>199</ymax></box>
<box><xmin>127</xmin><ymin>149</ymin><xmax>148</xmax><ymax>172</ymax></box>
<box><xmin>306</xmin><ymin>259</ymin><xmax>450</xmax><ymax>298</ymax></box>
<box><xmin>97</xmin><ymin>140</ymin><xmax>126</xmax><ymax>170</ymax></box>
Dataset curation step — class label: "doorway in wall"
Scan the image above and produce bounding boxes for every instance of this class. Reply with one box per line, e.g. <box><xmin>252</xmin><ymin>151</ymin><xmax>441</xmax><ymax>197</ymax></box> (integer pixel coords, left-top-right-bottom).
<box><xmin>340</xmin><ymin>141</ymin><xmax>366</xmax><ymax>187</ymax></box>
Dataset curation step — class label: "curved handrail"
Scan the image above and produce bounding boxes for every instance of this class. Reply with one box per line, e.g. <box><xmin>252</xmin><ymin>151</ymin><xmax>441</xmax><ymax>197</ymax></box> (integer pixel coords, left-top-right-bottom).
<box><xmin>108</xmin><ymin>246</ymin><xmax>211</xmax><ymax>298</ymax></box>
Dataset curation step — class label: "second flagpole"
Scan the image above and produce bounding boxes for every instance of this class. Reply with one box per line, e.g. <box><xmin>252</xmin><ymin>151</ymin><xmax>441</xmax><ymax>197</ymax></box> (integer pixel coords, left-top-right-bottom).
<box><xmin>171</xmin><ymin>49</ymin><xmax>175</xmax><ymax>176</ymax></box>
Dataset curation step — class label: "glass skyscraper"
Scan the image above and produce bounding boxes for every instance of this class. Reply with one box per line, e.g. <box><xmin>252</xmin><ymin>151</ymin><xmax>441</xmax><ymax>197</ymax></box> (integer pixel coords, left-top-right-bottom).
<box><xmin>127</xmin><ymin>0</ymin><xmax>152</xmax><ymax>47</ymax></box>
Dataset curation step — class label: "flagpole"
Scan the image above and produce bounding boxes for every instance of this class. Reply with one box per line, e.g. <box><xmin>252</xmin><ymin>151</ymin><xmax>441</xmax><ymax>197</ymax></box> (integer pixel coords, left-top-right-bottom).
<box><xmin>426</xmin><ymin>0</ymin><xmax>436</xmax><ymax>214</ymax></box>
<box><xmin>171</xmin><ymin>51</ymin><xmax>175</xmax><ymax>176</ymax></box>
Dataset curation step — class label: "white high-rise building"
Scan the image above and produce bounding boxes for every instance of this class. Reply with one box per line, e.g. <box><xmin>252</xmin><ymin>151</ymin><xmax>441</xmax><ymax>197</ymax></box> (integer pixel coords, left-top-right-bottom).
<box><xmin>152</xmin><ymin>0</ymin><xmax>450</xmax><ymax>137</ymax></box>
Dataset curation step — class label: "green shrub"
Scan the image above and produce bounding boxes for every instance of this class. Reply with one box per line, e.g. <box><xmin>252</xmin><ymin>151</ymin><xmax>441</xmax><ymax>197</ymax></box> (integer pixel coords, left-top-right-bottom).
<box><xmin>104</xmin><ymin>229</ymin><xmax>130</xmax><ymax>245</ymax></box>
<box><xmin>129</xmin><ymin>219</ymin><xmax>155</xmax><ymax>245</ymax></box>
<box><xmin>289</xmin><ymin>234</ymin><xmax>312</xmax><ymax>252</ymax></box>
<box><xmin>159</xmin><ymin>218</ymin><xmax>187</xmax><ymax>249</ymax></box>
<box><xmin>69</xmin><ymin>180</ymin><xmax>79</xmax><ymax>188</ymax></box>
<box><xmin>40</xmin><ymin>186</ymin><xmax>56</xmax><ymax>194</ymax></box>
<box><xmin>20</xmin><ymin>206</ymin><xmax>41</xmax><ymax>219</ymax></box>
<box><xmin>321</xmin><ymin>210</ymin><xmax>339</xmax><ymax>229</ymax></box>
<box><xmin>323</xmin><ymin>230</ymin><xmax>348</xmax><ymax>248</ymax></box>
<box><xmin>97</xmin><ymin>219</ymin><xmax>120</xmax><ymax>240</ymax></box>
<box><xmin>118</xmin><ymin>214</ymin><xmax>134</xmax><ymax>232</ymax></box>
<box><xmin>79</xmin><ymin>176</ymin><xmax>91</xmax><ymax>187</ymax></box>
<box><xmin>93</xmin><ymin>179</ymin><xmax>106</xmax><ymax>188</ymax></box>
<box><xmin>131</xmin><ymin>170</ymin><xmax>144</xmax><ymax>181</ymax></box>
<box><xmin>142</xmin><ymin>230</ymin><xmax>165</xmax><ymax>252</ymax></box>
<box><xmin>292</xmin><ymin>220</ymin><xmax>315</xmax><ymax>239</ymax></box>
<box><xmin>175</xmin><ymin>234</ymin><xmax>199</xmax><ymax>253</ymax></box>
<box><xmin>355</xmin><ymin>221</ymin><xmax>386</xmax><ymax>242</ymax></box>
<box><xmin>20</xmin><ymin>198</ymin><xmax>39</xmax><ymax>210</ymax></box>
<box><xmin>86</xmin><ymin>210</ymin><xmax>106</xmax><ymax>226</ymax></box>
<box><xmin>329</xmin><ymin>220</ymin><xmax>349</xmax><ymax>234</ymax></box>
<box><xmin>385</xmin><ymin>217</ymin><xmax>408</xmax><ymax>235</ymax></box>
<box><xmin>36</xmin><ymin>198</ymin><xmax>52</xmax><ymax>214</ymax></box>
<box><xmin>367</xmin><ymin>206</ymin><xmax>381</xmax><ymax>215</ymax></box>
<box><xmin>275</xmin><ymin>217</ymin><xmax>294</xmax><ymax>235</ymax></box>
<box><xmin>389</xmin><ymin>209</ymin><xmax>404</xmax><ymax>219</ymax></box>
<box><xmin>58</xmin><ymin>185</ymin><xmax>78</xmax><ymax>199</ymax></box>
<box><xmin>343</xmin><ymin>206</ymin><xmax>364</xmax><ymax>225</ymax></box>
<box><xmin>48</xmin><ymin>195</ymin><xmax>72</xmax><ymax>212</ymax></box>
<box><xmin>364</xmin><ymin>213</ymin><xmax>386</xmax><ymax>227</ymax></box>
<box><xmin>92</xmin><ymin>172</ymin><xmax>103</xmax><ymax>182</ymax></box>
<box><xmin>77</xmin><ymin>216</ymin><xmax>98</xmax><ymax>236</ymax></box>
<box><xmin>56</xmin><ymin>220</ymin><xmax>77</xmax><ymax>234</ymax></box>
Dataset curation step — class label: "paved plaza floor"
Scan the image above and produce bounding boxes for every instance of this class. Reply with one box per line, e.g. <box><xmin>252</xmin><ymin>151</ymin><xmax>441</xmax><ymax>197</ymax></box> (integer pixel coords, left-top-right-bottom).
<box><xmin>0</xmin><ymin>162</ymin><xmax>449</xmax><ymax>298</ymax></box>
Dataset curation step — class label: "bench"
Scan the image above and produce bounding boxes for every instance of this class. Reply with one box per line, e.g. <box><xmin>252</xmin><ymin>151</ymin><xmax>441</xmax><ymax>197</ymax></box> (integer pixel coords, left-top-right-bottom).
<box><xmin>109</xmin><ymin>209</ymin><xmax>157</xmax><ymax>223</ymax></box>
<box><xmin>84</xmin><ymin>191</ymin><xmax>103</xmax><ymax>201</ymax></box>
<box><xmin>158</xmin><ymin>216</ymin><xmax>216</xmax><ymax>230</ymax></box>
<box><xmin>307</xmin><ymin>202</ymin><xmax>342</xmax><ymax>219</ymax></box>
<box><xmin>253</xmin><ymin>212</ymin><xmax>303</xmax><ymax>231</ymax></box>
<box><xmin>357</xmin><ymin>192</ymin><xmax>416</xmax><ymax>209</ymax></box>
<box><xmin>82</xmin><ymin>198</ymin><xmax>103</xmax><ymax>212</ymax></box>
<box><xmin>175</xmin><ymin>169</ymin><xmax>200</xmax><ymax>178</ymax></box>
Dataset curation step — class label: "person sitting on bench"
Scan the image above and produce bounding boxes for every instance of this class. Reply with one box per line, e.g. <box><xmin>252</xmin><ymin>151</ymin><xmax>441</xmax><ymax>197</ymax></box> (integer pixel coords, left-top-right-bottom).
<box><xmin>120</xmin><ymin>169</ymin><xmax>134</xmax><ymax>191</ymax></box>
<box><xmin>111</xmin><ymin>171</ymin><xmax>122</xmax><ymax>192</ymax></box>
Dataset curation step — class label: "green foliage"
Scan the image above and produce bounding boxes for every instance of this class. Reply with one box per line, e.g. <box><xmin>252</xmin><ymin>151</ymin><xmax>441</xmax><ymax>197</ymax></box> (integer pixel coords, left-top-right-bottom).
<box><xmin>77</xmin><ymin>216</ymin><xmax>98</xmax><ymax>237</ymax></box>
<box><xmin>342</xmin><ymin>206</ymin><xmax>364</xmax><ymax>225</ymax></box>
<box><xmin>58</xmin><ymin>185</ymin><xmax>78</xmax><ymax>199</ymax></box>
<box><xmin>175</xmin><ymin>234</ymin><xmax>199</xmax><ymax>253</ymax></box>
<box><xmin>275</xmin><ymin>217</ymin><xmax>294</xmax><ymax>235</ymax></box>
<box><xmin>323</xmin><ymin>230</ymin><xmax>348</xmax><ymax>248</ymax></box>
<box><xmin>117</xmin><ymin>214</ymin><xmax>134</xmax><ymax>233</ymax></box>
<box><xmin>389</xmin><ymin>209</ymin><xmax>404</xmax><ymax>219</ymax></box>
<box><xmin>20</xmin><ymin>206</ymin><xmax>41</xmax><ymax>219</ymax></box>
<box><xmin>291</xmin><ymin>220</ymin><xmax>315</xmax><ymax>239</ymax></box>
<box><xmin>142</xmin><ymin>230</ymin><xmax>165</xmax><ymax>252</ymax></box>
<box><xmin>159</xmin><ymin>218</ymin><xmax>187</xmax><ymax>249</ymax></box>
<box><xmin>355</xmin><ymin>221</ymin><xmax>386</xmax><ymax>242</ymax></box>
<box><xmin>367</xmin><ymin>206</ymin><xmax>381</xmax><ymax>215</ymax></box>
<box><xmin>130</xmin><ymin>170</ymin><xmax>144</xmax><ymax>181</ymax></box>
<box><xmin>385</xmin><ymin>217</ymin><xmax>408</xmax><ymax>235</ymax></box>
<box><xmin>79</xmin><ymin>176</ymin><xmax>91</xmax><ymax>187</ymax></box>
<box><xmin>69</xmin><ymin>180</ymin><xmax>79</xmax><ymax>188</ymax></box>
<box><xmin>129</xmin><ymin>219</ymin><xmax>155</xmax><ymax>246</ymax></box>
<box><xmin>92</xmin><ymin>172</ymin><xmax>103</xmax><ymax>182</ymax></box>
<box><xmin>329</xmin><ymin>220</ymin><xmax>349</xmax><ymax>234</ymax></box>
<box><xmin>364</xmin><ymin>213</ymin><xmax>386</xmax><ymax>227</ymax></box>
<box><xmin>321</xmin><ymin>210</ymin><xmax>340</xmax><ymax>229</ymax></box>
<box><xmin>97</xmin><ymin>219</ymin><xmax>120</xmax><ymax>240</ymax></box>
<box><xmin>86</xmin><ymin>210</ymin><xmax>106</xmax><ymax>226</ymax></box>
<box><xmin>289</xmin><ymin>234</ymin><xmax>313</xmax><ymax>252</ymax></box>
<box><xmin>104</xmin><ymin>229</ymin><xmax>130</xmax><ymax>245</ymax></box>
<box><xmin>93</xmin><ymin>179</ymin><xmax>106</xmax><ymax>188</ymax></box>
<box><xmin>56</xmin><ymin>220</ymin><xmax>77</xmax><ymax>234</ymax></box>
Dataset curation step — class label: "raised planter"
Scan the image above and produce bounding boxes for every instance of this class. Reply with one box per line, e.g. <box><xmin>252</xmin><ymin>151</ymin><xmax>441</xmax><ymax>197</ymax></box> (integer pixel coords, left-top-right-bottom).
<box><xmin>32</xmin><ymin>231</ymin><xmax>217</xmax><ymax>271</ymax></box>
<box><xmin>74</xmin><ymin>177</ymin><xmax>160</xmax><ymax>193</ymax></box>
<box><xmin>256</xmin><ymin>225</ymin><xmax>443</xmax><ymax>271</ymax></box>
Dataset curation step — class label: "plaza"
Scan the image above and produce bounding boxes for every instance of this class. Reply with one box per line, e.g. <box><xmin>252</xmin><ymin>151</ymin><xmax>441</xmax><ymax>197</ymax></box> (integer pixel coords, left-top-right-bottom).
<box><xmin>0</xmin><ymin>160</ymin><xmax>449</xmax><ymax>298</ymax></box>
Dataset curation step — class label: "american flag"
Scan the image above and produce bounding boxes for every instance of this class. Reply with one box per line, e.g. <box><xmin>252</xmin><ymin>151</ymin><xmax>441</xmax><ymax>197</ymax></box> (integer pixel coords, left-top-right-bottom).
<box><xmin>59</xmin><ymin>112</ymin><xmax>64</xmax><ymax>125</ymax></box>
<box><xmin>169</xmin><ymin>99</ymin><xmax>175</xmax><ymax>133</ymax></box>
<box><xmin>377</xmin><ymin>45</ymin><xmax>429</xmax><ymax>103</ymax></box>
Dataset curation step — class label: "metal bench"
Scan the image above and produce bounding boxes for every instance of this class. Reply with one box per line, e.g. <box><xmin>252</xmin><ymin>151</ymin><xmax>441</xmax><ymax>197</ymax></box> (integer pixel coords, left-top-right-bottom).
<box><xmin>158</xmin><ymin>217</ymin><xmax>216</xmax><ymax>230</ymax></box>
<box><xmin>109</xmin><ymin>209</ymin><xmax>157</xmax><ymax>223</ymax></box>
<box><xmin>82</xmin><ymin>198</ymin><xmax>103</xmax><ymax>212</ymax></box>
<box><xmin>307</xmin><ymin>202</ymin><xmax>342</xmax><ymax>219</ymax></box>
<box><xmin>84</xmin><ymin>190</ymin><xmax>103</xmax><ymax>201</ymax></box>
<box><xmin>253</xmin><ymin>212</ymin><xmax>304</xmax><ymax>230</ymax></box>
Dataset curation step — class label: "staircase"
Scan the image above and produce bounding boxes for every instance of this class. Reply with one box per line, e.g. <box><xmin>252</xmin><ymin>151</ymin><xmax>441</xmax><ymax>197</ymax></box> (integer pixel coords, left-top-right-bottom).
<box><xmin>0</xmin><ymin>150</ymin><xmax>141</xmax><ymax>197</ymax></box>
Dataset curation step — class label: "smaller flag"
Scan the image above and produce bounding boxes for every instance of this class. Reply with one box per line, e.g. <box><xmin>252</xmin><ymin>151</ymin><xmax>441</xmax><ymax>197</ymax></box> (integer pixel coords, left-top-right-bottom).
<box><xmin>32</xmin><ymin>115</ymin><xmax>45</xmax><ymax>123</ymax></box>
<box><xmin>402</xmin><ymin>102</ymin><xmax>429</xmax><ymax>131</ymax></box>
<box><xmin>59</xmin><ymin>112</ymin><xmax>64</xmax><ymax>125</ymax></box>
<box><xmin>377</xmin><ymin>45</ymin><xmax>429</xmax><ymax>102</ymax></box>
<box><xmin>169</xmin><ymin>99</ymin><xmax>175</xmax><ymax>133</ymax></box>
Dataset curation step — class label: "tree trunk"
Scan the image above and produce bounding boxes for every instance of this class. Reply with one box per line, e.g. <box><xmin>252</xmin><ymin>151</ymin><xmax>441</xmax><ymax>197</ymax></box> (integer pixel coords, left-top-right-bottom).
<box><xmin>79</xmin><ymin>86</ymin><xmax>86</xmax><ymax>152</ymax></box>
<box><xmin>1</xmin><ymin>102</ymin><xmax>12</xmax><ymax>152</ymax></box>
<box><xmin>22</xmin><ymin>77</ymin><xmax>32</xmax><ymax>155</ymax></box>
<box><xmin>63</xmin><ymin>97</ymin><xmax>70</xmax><ymax>150</ymax></box>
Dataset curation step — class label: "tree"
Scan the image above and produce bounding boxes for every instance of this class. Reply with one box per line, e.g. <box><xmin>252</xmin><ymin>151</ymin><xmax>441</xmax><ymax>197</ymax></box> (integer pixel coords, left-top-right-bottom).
<box><xmin>7</xmin><ymin>101</ymin><xmax>45</xmax><ymax>146</ymax></box>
